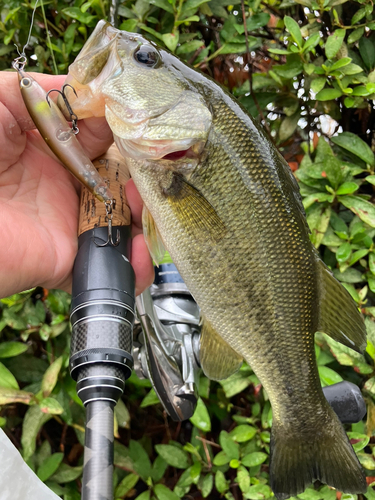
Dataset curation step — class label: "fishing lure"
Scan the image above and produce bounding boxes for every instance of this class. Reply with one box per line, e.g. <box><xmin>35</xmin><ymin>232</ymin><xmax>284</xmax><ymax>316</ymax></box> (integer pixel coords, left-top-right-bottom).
<box><xmin>12</xmin><ymin>55</ymin><xmax>113</xmax><ymax>203</ymax></box>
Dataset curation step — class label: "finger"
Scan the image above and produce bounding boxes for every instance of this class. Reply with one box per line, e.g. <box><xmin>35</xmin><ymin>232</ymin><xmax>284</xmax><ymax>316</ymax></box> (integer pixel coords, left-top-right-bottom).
<box><xmin>125</xmin><ymin>179</ymin><xmax>143</xmax><ymax>232</ymax></box>
<box><xmin>131</xmin><ymin>233</ymin><xmax>154</xmax><ymax>296</ymax></box>
<box><xmin>75</xmin><ymin>116</ymin><xmax>114</xmax><ymax>161</ymax></box>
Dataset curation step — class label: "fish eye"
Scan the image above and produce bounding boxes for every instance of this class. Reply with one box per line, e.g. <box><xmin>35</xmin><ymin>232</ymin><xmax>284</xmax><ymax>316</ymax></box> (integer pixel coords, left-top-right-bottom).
<box><xmin>134</xmin><ymin>46</ymin><xmax>160</xmax><ymax>68</ymax></box>
<box><xmin>21</xmin><ymin>78</ymin><xmax>31</xmax><ymax>88</ymax></box>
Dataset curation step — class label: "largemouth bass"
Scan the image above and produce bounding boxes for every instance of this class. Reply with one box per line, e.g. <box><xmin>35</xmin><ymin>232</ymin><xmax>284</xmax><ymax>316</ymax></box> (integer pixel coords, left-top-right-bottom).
<box><xmin>61</xmin><ymin>21</ymin><xmax>367</xmax><ymax>499</ymax></box>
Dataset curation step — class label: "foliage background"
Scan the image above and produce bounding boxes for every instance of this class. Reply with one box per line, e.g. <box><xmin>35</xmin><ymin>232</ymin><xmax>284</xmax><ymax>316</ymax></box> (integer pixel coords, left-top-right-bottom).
<box><xmin>1</xmin><ymin>0</ymin><xmax>375</xmax><ymax>499</ymax></box>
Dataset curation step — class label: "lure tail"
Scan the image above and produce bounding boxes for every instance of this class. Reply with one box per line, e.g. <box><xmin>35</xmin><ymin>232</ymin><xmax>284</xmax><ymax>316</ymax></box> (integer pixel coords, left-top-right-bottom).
<box><xmin>269</xmin><ymin>407</ymin><xmax>367</xmax><ymax>500</ymax></box>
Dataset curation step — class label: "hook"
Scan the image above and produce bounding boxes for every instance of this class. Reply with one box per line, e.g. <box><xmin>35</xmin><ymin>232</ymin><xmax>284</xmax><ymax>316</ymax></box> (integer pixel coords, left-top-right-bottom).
<box><xmin>95</xmin><ymin>200</ymin><xmax>121</xmax><ymax>247</ymax></box>
<box><xmin>46</xmin><ymin>84</ymin><xmax>79</xmax><ymax>134</ymax></box>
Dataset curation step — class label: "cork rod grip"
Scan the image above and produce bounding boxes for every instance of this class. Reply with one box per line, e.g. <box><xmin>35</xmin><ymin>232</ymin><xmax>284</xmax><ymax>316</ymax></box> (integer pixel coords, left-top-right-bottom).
<box><xmin>78</xmin><ymin>145</ymin><xmax>131</xmax><ymax>236</ymax></box>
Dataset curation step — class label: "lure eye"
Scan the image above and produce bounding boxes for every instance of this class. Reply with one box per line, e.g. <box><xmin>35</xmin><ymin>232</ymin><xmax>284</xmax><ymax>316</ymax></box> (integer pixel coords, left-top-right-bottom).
<box><xmin>21</xmin><ymin>78</ymin><xmax>31</xmax><ymax>88</ymax></box>
<box><xmin>134</xmin><ymin>46</ymin><xmax>160</xmax><ymax>68</ymax></box>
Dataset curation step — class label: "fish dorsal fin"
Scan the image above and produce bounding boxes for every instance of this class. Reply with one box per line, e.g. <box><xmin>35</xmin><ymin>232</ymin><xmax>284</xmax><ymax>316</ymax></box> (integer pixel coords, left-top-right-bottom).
<box><xmin>142</xmin><ymin>205</ymin><xmax>165</xmax><ymax>266</ymax></box>
<box><xmin>200</xmin><ymin>316</ymin><xmax>243</xmax><ymax>381</ymax></box>
<box><xmin>317</xmin><ymin>259</ymin><xmax>366</xmax><ymax>353</ymax></box>
<box><xmin>162</xmin><ymin>173</ymin><xmax>226</xmax><ymax>242</ymax></box>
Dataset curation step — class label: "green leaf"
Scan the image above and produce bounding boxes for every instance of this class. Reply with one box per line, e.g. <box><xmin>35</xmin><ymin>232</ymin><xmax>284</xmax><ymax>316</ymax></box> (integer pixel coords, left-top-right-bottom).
<box><xmin>176</xmin><ymin>40</ymin><xmax>204</xmax><ymax>55</ymax></box>
<box><xmin>155</xmin><ymin>444</ymin><xmax>190</xmax><ymax>469</ymax></box>
<box><xmin>37</xmin><ymin>453</ymin><xmax>64</xmax><ymax>482</ymax></box>
<box><xmin>351</xmin><ymin>7</ymin><xmax>366</xmax><ymax>25</ymax></box>
<box><xmin>114</xmin><ymin>398</ymin><xmax>131</xmax><ymax>429</ymax></box>
<box><xmin>336</xmin><ymin>242</ymin><xmax>352</xmax><ymax>263</ymax></box>
<box><xmin>325</xmin><ymin>29</ymin><xmax>346</xmax><ymax>59</ymax></box>
<box><xmin>219</xmin><ymin>430</ymin><xmax>240</xmax><ymax>460</ymax></box>
<box><xmin>115</xmin><ymin>473</ymin><xmax>139</xmax><ymax>498</ymax></box>
<box><xmin>303</xmin><ymin>32</ymin><xmax>321</xmax><ymax>52</ymax></box>
<box><xmin>273</xmin><ymin>54</ymin><xmax>303</xmax><ymax>79</ymax></box>
<box><xmin>241</xmin><ymin>452</ymin><xmax>268</xmax><ymax>467</ymax></box>
<box><xmin>174</xmin><ymin>466</ymin><xmax>194</xmax><ymax>497</ymax></box>
<box><xmin>120</xmin><ymin>19</ymin><xmax>138</xmax><ymax>31</ymax></box>
<box><xmin>140</xmin><ymin>388</ymin><xmax>160</xmax><ymax>408</ymax></box>
<box><xmin>340</xmin><ymin>63</ymin><xmax>364</xmax><ymax>75</ymax></box>
<box><xmin>316</xmin><ymin>88</ymin><xmax>343</xmax><ymax>100</ymax></box>
<box><xmin>348</xmin><ymin>28</ymin><xmax>365</xmax><ymax>44</ymax></box>
<box><xmin>39</xmin><ymin>397</ymin><xmax>64</xmax><ymax>415</ymax></box>
<box><xmin>311</xmin><ymin>77</ymin><xmax>326</xmax><ymax>93</ymax></box>
<box><xmin>307</xmin><ymin>205</ymin><xmax>331</xmax><ymax>248</ymax></box>
<box><xmin>22</xmin><ymin>405</ymin><xmax>52</xmax><ymax>461</ymax></box>
<box><xmin>338</xmin><ymin>195</ymin><xmax>375</xmax><ymax>227</ymax></box>
<box><xmin>0</xmin><ymin>361</ymin><xmax>19</xmax><ymax>389</ymax></box>
<box><xmin>302</xmin><ymin>193</ymin><xmax>334</xmax><ymax>209</ymax></box>
<box><xmin>213</xmin><ymin>450</ymin><xmax>230</xmax><ymax>466</ymax></box>
<box><xmin>135</xmin><ymin>490</ymin><xmax>151</xmax><ymax>500</ymax></box>
<box><xmin>370</xmin><ymin>253</ymin><xmax>375</xmax><ymax>275</ymax></box>
<box><xmin>215</xmin><ymin>470</ymin><xmax>228</xmax><ymax>494</ymax></box>
<box><xmin>41</xmin><ymin>356</ymin><xmax>63</xmax><ymax>398</ymax></box>
<box><xmin>244</xmin><ymin>484</ymin><xmax>273</xmax><ymax>500</ymax></box>
<box><xmin>149</xmin><ymin>0</ymin><xmax>174</xmax><ymax>13</ymax></box>
<box><xmin>200</xmin><ymin>474</ymin><xmax>213</xmax><ymax>498</ymax></box>
<box><xmin>189</xmin><ymin>397</ymin><xmax>211</xmax><ymax>432</ymax></box>
<box><xmin>190</xmin><ymin>461</ymin><xmax>202</xmax><ymax>484</ymax></box>
<box><xmin>336</xmin><ymin>182</ymin><xmax>359</xmax><ymax>195</ymax></box>
<box><xmin>331</xmin><ymin>132</ymin><xmax>374</xmax><ymax>166</ymax></box>
<box><xmin>162</xmin><ymin>33</ymin><xmax>179</xmax><ymax>52</ymax></box>
<box><xmin>0</xmin><ymin>341</ymin><xmax>28</xmax><ymax>358</ymax></box>
<box><xmin>318</xmin><ymin>366</ymin><xmax>343</xmax><ymax>386</ymax></box>
<box><xmin>154</xmin><ymin>484</ymin><xmax>180</xmax><ymax>500</ymax></box>
<box><xmin>330</xmin><ymin>57</ymin><xmax>352</xmax><ymax>71</ymax></box>
<box><xmin>333</xmin><ymin>267</ymin><xmax>364</xmax><ymax>283</ymax></box>
<box><xmin>347</xmin><ymin>432</ymin><xmax>370</xmax><ymax>452</ymax></box>
<box><xmin>359</xmin><ymin>37</ymin><xmax>375</xmax><ymax>70</ymax></box>
<box><xmin>151</xmin><ymin>455</ymin><xmax>168</xmax><ymax>483</ymax></box>
<box><xmin>237</xmin><ymin>465</ymin><xmax>251</xmax><ymax>493</ymax></box>
<box><xmin>229</xmin><ymin>425</ymin><xmax>257</xmax><ymax>443</ymax></box>
<box><xmin>324</xmin><ymin>335</ymin><xmax>372</xmax><ymax>374</ymax></box>
<box><xmin>349</xmin><ymin>248</ymin><xmax>369</xmax><ymax>266</ymax></box>
<box><xmin>279</xmin><ymin>112</ymin><xmax>300</xmax><ymax>142</ymax></box>
<box><xmin>219</xmin><ymin>369</ymin><xmax>252</xmax><ymax>398</ymax></box>
<box><xmin>358</xmin><ymin>453</ymin><xmax>375</xmax><ymax>470</ymax></box>
<box><xmin>62</xmin><ymin>7</ymin><xmax>96</xmax><ymax>24</ymax></box>
<box><xmin>284</xmin><ymin>16</ymin><xmax>303</xmax><ymax>48</ymax></box>
<box><xmin>129</xmin><ymin>440</ymin><xmax>152</xmax><ymax>480</ymax></box>
<box><xmin>49</xmin><ymin>463</ymin><xmax>83</xmax><ymax>483</ymax></box>
<box><xmin>0</xmin><ymin>386</ymin><xmax>33</xmax><ymax>405</ymax></box>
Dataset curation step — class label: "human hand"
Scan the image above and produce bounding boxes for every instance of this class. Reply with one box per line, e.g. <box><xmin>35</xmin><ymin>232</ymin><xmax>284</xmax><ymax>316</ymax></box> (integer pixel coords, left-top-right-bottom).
<box><xmin>0</xmin><ymin>71</ymin><xmax>153</xmax><ymax>298</ymax></box>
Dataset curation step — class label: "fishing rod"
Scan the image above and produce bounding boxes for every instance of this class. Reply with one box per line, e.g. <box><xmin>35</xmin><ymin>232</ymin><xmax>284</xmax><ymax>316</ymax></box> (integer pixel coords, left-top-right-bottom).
<box><xmin>69</xmin><ymin>147</ymin><xmax>135</xmax><ymax>500</ymax></box>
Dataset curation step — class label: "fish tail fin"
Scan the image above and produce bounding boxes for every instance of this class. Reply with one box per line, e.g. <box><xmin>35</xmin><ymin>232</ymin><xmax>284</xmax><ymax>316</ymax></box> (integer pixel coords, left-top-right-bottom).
<box><xmin>270</xmin><ymin>409</ymin><xmax>367</xmax><ymax>500</ymax></box>
<box><xmin>317</xmin><ymin>259</ymin><xmax>366</xmax><ymax>353</ymax></box>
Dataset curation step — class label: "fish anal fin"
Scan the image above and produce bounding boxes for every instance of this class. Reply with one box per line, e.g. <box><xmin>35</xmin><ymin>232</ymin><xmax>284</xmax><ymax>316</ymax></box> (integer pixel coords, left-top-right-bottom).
<box><xmin>317</xmin><ymin>259</ymin><xmax>366</xmax><ymax>353</ymax></box>
<box><xmin>200</xmin><ymin>317</ymin><xmax>243</xmax><ymax>381</ymax></box>
<box><xmin>161</xmin><ymin>173</ymin><xmax>226</xmax><ymax>242</ymax></box>
<box><xmin>142</xmin><ymin>205</ymin><xmax>165</xmax><ymax>266</ymax></box>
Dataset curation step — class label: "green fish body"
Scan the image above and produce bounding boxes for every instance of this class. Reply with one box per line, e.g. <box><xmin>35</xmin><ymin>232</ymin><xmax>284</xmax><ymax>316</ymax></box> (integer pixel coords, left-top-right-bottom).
<box><xmin>63</xmin><ymin>21</ymin><xmax>367</xmax><ymax>499</ymax></box>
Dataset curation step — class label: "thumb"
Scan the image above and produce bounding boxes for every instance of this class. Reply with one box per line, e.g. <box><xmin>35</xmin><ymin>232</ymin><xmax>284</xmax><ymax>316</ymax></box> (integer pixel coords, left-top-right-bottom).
<box><xmin>76</xmin><ymin>116</ymin><xmax>114</xmax><ymax>160</ymax></box>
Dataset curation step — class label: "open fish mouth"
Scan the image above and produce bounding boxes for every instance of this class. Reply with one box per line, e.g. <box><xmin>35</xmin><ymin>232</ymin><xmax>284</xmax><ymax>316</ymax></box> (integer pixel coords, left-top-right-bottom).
<box><xmin>59</xmin><ymin>20</ymin><xmax>212</xmax><ymax>162</ymax></box>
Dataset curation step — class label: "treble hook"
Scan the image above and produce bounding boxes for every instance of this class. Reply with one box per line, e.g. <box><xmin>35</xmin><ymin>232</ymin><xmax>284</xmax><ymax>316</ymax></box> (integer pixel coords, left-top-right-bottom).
<box><xmin>46</xmin><ymin>84</ymin><xmax>79</xmax><ymax>134</ymax></box>
<box><xmin>95</xmin><ymin>200</ymin><xmax>121</xmax><ymax>247</ymax></box>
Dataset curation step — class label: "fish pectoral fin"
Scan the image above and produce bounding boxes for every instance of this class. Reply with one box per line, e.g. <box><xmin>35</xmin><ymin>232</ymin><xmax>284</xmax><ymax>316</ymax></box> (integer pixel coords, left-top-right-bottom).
<box><xmin>142</xmin><ymin>205</ymin><xmax>166</xmax><ymax>266</ymax></box>
<box><xmin>317</xmin><ymin>259</ymin><xmax>366</xmax><ymax>353</ymax></box>
<box><xmin>164</xmin><ymin>174</ymin><xmax>226</xmax><ymax>242</ymax></box>
<box><xmin>200</xmin><ymin>316</ymin><xmax>243</xmax><ymax>381</ymax></box>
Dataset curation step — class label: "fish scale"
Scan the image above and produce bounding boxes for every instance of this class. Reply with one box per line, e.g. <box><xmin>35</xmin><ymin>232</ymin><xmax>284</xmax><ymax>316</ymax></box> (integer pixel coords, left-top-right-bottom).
<box><xmin>62</xmin><ymin>22</ymin><xmax>367</xmax><ymax>498</ymax></box>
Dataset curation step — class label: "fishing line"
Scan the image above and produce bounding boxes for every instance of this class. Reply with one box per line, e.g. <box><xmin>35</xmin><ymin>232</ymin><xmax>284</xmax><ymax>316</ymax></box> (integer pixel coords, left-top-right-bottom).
<box><xmin>13</xmin><ymin>0</ymin><xmax>39</xmax><ymax>59</ymax></box>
